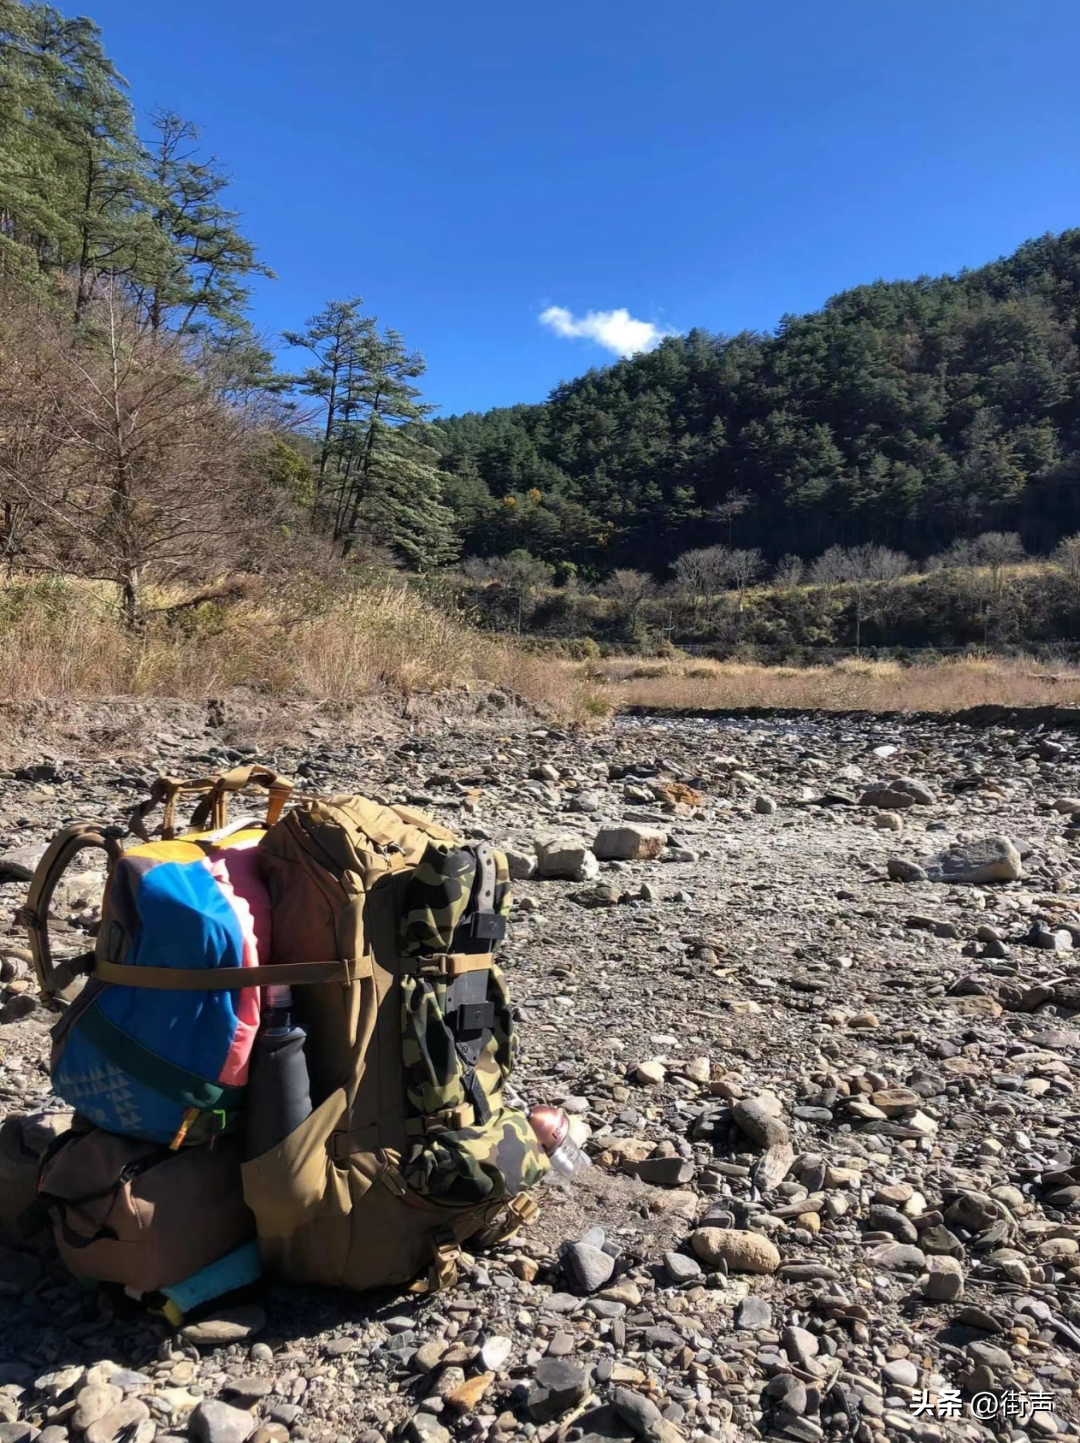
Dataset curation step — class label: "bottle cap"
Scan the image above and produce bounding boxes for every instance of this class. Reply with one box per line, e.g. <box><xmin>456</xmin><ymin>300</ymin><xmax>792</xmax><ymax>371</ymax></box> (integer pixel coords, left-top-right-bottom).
<box><xmin>528</xmin><ymin>1105</ymin><xmax>568</xmax><ymax>1152</ymax></box>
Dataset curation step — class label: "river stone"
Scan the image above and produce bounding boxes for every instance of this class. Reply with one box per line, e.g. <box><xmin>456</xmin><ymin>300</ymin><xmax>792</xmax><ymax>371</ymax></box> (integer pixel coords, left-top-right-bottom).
<box><xmin>914</xmin><ymin>1225</ymin><xmax>960</xmax><ymax>1259</ymax></box>
<box><xmin>611</xmin><ymin>1388</ymin><xmax>664</xmax><ymax>1436</ymax></box>
<box><xmin>870</xmin><ymin>1243</ymin><xmax>926</xmax><ymax>1272</ymax></box>
<box><xmin>882</xmin><ymin>1358</ymin><xmax>919</xmax><ymax>1388</ymax></box>
<box><xmin>690</xmin><ymin>1228</ymin><xmax>780</xmax><ymax>1274</ymax></box>
<box><xmin>527</xmin><ymin>1358</ymin><xmax>590</xmax><ymax>1422</ymax></box>
<box><xmin>73</xmin><ymin>1384</ymin><xmax>123</xmax><ymax>1430</ymax></box>
<box><xmin>887</xmin><ymin>857</ymin><xmax>928</xmax><ymax>882</ymax></box>
<box><xmin>535</xmin><ymin>838</ymin><xmax>600</xmax><ymax>881</ymax></box>
<box><xmin>189</xmin><ymin>1400</ymin><xmax>255</xmax><ymax>1443</ymax></box>
<box><xmin>480</xmin><ymin>1335</ymin><xmax>512</xmax><ymax>1371</ymax></box>
<box><xmin>506</xmin><ymin>849</ymin><xmax>537</xmax><ymax>881</ymax></box>
<box><xmin>0</xmin><ymin>846</ymin><xmax>46</xmax><ymax>882</ymax></box>
<box><xmin>635</xmin><ymin>1155</ymin><xmax>694</xmax><ymax>1186</ymax></box>
<box><xmin>783</xmin><ymin>1325</ymin><xmax>819</xmax><ymax>1365</ymax></box>
<box><xmin>754</xmin><ymin>1140</ymin><xmax>795</xmax><ymax>1191</ymax></box>
<box><xmin>860</xmin><ymin>786</ymin><xmax>919</xmax><ymax>809</ymax></box>
<box><xmin>182</xmin><ymin>1306</ymin><xmax>266</xmax><ymax>1344</ymax></box>
<box><xmin>735</xmin><ymin>1295</ymin><xmax>772</xmax><ymax>1329</ymax></box>
<box><xmin>967</xmin><ymin>1341</ymin><xmax>1013</xmax><ymax>1372</ymax></box>
<box><xmin>664</xmin><ymin>1251</ymin><xmax>702</xmax><ymax>1283</ymax></box>
<box><xmin>926</xmin><ymin>836</ymin><xmax>1022</xmax><ymax>884</ymax></box>
<box><xmin>733</xmin><ymin>1097</ymin><xmax>789</xmax><ymax>1148</ymax></box>
<box><xmin>407</xmin><ymin>1417</ymin><xmax>450</xmax><ymax>1443</ymax></box>
<box><xmin>84</xmin><ymin>1398</ymin><xmax>153</xmax><ymax>1443</ymax></box>
<box><xmin>919</xmin><ymin>1256</ymin><xmax>964</xmax><ymax>1301</ymax></box>
<box><xmin>867</xmin><ymin>1205</ymin><xmax>918</xmax><ymax>1244</ymax></box>
<box><xmin>564</xmin><ymin>1241</ymin><xmax>615</xmax><ymax>1293</ymax></box>
<box><xmin>591</xmin><ymin>825</ymin><xmax>668</xmax><ymax>861</ymax></box>
<box><xmin>944</xmin><ymin>1192</ymin><xmax>1002</xmax><ymax>1231</ymax></box>
<box><xmin>445</xmin><ymin>1372</ymin><xmax>495</xmax><ymax>1413</ymax></box>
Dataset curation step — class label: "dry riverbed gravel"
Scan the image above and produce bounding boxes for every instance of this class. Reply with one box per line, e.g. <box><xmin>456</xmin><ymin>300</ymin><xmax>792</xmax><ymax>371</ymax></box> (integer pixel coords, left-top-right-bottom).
<box><xmin>1</xmin><ymin>704</ymin><xmax>1080</xmax><ymax>1443</ymax></box>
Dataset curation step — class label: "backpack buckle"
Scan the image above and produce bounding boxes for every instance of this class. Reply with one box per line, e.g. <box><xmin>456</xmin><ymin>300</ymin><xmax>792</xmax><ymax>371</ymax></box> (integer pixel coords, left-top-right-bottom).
<box><xmin>404</xmin><ymin>1105</ymin><xmax>475</xmax><ymax>1136</ymax></box>
<box><xmin>415</xmin><ymin>954</ymin><xmax>452</xmax><ymax>978</ymax></box>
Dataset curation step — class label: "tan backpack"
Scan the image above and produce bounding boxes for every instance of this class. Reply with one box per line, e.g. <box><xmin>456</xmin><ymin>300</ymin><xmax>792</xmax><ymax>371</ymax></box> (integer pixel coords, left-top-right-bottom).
<box><xmin>26</xmin><ymin>772</ymin><xmax>549</xmax><ymax>1298</ymax></box>
<box><xmin>244</xmin><ymin>794</ymin><xmax>549</xmax><ymax>1293</ymax></box>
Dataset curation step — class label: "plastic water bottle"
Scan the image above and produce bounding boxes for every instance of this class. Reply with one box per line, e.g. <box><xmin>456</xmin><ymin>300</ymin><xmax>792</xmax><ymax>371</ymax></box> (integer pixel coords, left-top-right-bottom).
<box><xmin>527</xmin><ymin>1105</ymin><xmax>591</xmax><ymax>1179</ymax></box>
<box><xmin>244</xmin><ymin>986</ymin><xmax>313</xmax><ymax>1159</ymax></box>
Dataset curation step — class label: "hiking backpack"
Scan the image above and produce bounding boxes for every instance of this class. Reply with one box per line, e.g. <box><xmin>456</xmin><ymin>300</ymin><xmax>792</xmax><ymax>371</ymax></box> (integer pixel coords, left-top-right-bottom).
<box><xmin>24</xmin><ymin>767</ymin><xmax>548</xmax><ymax>1297</ymax></box>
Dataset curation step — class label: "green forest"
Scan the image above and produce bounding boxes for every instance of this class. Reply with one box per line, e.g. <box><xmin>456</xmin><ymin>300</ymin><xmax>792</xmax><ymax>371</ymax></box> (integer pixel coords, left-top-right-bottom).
<box><xmin>434</xmin><ymin>238</ymin><xmax>1080</xmax><ymax>573</ymax></box>
<box><xmin>2</xmin><ymin>0</ymin><xmax>1080</xmax><ymax>660</ymax></box>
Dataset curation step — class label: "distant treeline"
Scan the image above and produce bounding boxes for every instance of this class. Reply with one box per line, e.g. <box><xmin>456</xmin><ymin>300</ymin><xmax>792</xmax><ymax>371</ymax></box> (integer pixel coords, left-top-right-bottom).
<box><xmin>445</xmin><ymin>536</ymin><xmax>1080</xmax><ymax>663</ymax></box>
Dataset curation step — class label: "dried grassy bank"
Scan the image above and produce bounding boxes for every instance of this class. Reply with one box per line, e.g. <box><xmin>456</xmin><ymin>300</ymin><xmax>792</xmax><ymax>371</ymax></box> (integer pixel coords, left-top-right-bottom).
<box><xmin>0</xmin><ymin>577</ymin><xmax>605</xmax><ymax>723</ymax></box>
<box><xmin>591</xmin><ymin>654</ymin><xmax>1080</xmax><ymax>713</ymax></box>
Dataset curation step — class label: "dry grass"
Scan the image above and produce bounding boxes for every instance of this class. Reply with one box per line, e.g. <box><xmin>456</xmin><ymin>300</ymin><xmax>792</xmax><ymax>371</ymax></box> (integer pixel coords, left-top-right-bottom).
<box><xmin>593</xmin><ymin>654</ymin><xmax>1080</xmax><ymax>712</ymax></box>
<box><xmin>0</xmin><ymin>577</ymin><xmax>608</xmax><ymax>723</ymax></box>
<box><xmin>6</xmin><ymin>577</ymin><xmax>1080</xmax><ymax>724</ymax></box>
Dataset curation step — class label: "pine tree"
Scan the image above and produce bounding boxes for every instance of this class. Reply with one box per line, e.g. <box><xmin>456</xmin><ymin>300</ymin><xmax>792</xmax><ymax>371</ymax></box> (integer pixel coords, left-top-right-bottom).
<box><xmin>132</xmin><ymin>110</ymin><xmax>273</xmax><ymax>336</ymax></box>
<box><xmin>335</xmin><ymin>327</ymin><xmax>458</xmax><ymax>570</ymax></box>
<box><xmin>0</xmin><ymin>1</ymin><xmax>89</xmax><ymax>277</ymax></box>
<box><xmin>282</xmin><ymin>297</ymin><xmax>373</xmax><ymax>513</ymax></box>
<box><xmin>41</xmin><ymin>6</ymin><xmax>157</xmax><ymax>318</ymax></box>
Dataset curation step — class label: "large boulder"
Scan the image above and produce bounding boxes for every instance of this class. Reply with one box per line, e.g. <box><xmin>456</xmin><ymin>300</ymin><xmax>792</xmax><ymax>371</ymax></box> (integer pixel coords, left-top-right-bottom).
<box><xmin>926</xmin><ymin>836</ymin><xmax>1022</xmax><ymax>884</ymax></box>
<box><xmin>0</xmin><ymin>845</ymin><xmax>46</xmax><ymax>882</ymax></box>
<box><xmin>535</xmin><ymin>837</ymin><xmax>600</xmax><ymax>882</ymax></box>
<box><xmin>592</xmin><ymin>825</ymin><xmax>668</xmax><ymax>862</ymax></box>
<box><xmin>690</xmin><ymin>1228</ymin><xmax>780</xmax><ymax>1274</ymax></box>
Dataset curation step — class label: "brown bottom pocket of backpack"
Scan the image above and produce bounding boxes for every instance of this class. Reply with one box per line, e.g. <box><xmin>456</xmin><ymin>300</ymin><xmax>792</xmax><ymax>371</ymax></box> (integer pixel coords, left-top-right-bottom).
<box><xmin>340</xmin><ymin>1157</ymin><xmax>506</xmax><ymax>1294</ymax></box>
<box><xmin>39</xmin><ymin>1129</ymin><xmax>254</xmax><ymax>1294</ymax></box>
<box><xmin>241</xmin><ymin>1088</ymin><xmax>359</xmax><ymax>1289</ymax></box>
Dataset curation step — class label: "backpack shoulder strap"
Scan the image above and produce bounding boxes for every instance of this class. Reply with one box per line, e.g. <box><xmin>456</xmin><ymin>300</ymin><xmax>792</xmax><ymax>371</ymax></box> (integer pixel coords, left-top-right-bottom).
<box><xmin>18</xmin><ymin>824</ymin><xmax>124</xmax><ymax>1007</ymax></box>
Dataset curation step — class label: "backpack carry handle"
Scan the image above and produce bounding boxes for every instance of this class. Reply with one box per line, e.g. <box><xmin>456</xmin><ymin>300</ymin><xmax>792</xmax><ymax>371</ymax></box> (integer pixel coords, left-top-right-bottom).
<box><xmin>128</xmin><ymin>767</ymin><xmax>294</xmax><ymax>842</ymax></box>
<box><xmin>188</xmin><ymin>766</ymin><xmax>294</xmax><ymax>834</ymax></box>
<box><xmin>18</xmin><ymin>823</ymin><xmax>125</xmax><ymax>1008</ymax></box>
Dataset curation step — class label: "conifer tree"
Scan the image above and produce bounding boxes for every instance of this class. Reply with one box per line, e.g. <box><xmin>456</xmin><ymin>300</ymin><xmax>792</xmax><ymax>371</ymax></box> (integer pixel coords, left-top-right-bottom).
<box><xmin>283</xmin><ymin>297</ymin><xmax>373</xmax><ymax>512</ymax></box>
<box><xmin>334</xmin><ymin>326</ymin><xmax>457</xmax><ymax>571</ymax></box>
<box><xmin>133</xmin><ymin>110</ymin><xmax>273</xmax><ymax>336</ymax></box>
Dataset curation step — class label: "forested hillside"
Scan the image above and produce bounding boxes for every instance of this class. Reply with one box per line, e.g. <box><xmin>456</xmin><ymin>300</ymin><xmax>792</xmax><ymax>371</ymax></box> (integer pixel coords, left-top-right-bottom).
<box><xmin>435</xmin><ymin>235</ymin><xmax>1080</xmax><ymax>573</ymax></box>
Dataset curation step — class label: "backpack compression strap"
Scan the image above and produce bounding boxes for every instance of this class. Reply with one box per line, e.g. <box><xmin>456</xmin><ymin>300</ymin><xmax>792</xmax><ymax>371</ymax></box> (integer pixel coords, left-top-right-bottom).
<box><xmin>92</xmin><ymin>955</ymin><xmax>371</xmax><ymax>990</ymax></box>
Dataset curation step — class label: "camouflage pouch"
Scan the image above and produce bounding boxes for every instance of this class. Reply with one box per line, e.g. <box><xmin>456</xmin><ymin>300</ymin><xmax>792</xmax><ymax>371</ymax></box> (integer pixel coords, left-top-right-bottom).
<box><xmin>399</xmin><ymin>844</ymin><xmax>547</xmax><ymax>1204</ymax></box>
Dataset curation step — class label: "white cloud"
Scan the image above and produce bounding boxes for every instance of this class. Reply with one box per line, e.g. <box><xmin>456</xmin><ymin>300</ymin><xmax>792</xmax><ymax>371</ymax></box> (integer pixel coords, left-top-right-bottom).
<box><xmin>539</xmin><ymin>304</ymin><xmax>673</xmax><ymax>358</ymax></box>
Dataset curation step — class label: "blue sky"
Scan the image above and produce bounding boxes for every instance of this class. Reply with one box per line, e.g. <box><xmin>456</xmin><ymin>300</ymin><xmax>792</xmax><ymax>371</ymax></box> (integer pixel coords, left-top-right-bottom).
<box><xmin>88</xmin><ymin>0</ymin><xmax>1080</xmax><ymax>416</ymax></box>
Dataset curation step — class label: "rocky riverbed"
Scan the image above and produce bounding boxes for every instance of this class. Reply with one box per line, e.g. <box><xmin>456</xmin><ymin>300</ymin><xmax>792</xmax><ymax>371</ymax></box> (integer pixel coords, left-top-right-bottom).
<box><xmin>2</xmin><ymin>704</ymin><xmax>1080</xmax><ymax>1443</ymax></box>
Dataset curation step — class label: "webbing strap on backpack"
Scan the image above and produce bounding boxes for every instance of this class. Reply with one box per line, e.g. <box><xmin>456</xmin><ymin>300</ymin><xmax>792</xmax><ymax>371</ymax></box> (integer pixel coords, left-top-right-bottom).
<box><xmin>406</xmin><ymin>1227</ymin><xmax>463</xmax><ymax>1295</ymax></box>
<box><xmin>127</xmin><ymin>766</ymin><xmax>294</xmax><ymax>843</ymax></box>
<box><xmin>444</xmin><ymin>844</ymin><xmax>504</xmax><ymax>1127</ymax></box>
<box><xmin>18</xmin><ymin>824</ymin><xmax>124</xmax><ymax>1007</ymax></box>
<box><xmin>92</xmin><ymin>956</ymin><xmax>366</xmax><ymax>990</ymax></box>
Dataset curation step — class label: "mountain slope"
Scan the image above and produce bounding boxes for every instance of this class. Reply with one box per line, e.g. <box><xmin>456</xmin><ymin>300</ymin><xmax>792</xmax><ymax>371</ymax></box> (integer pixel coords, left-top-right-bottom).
<box><xmin>433</xmin><ymin>230</ymin><xmax>1080</xmax><ymax>573</ymax></box>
